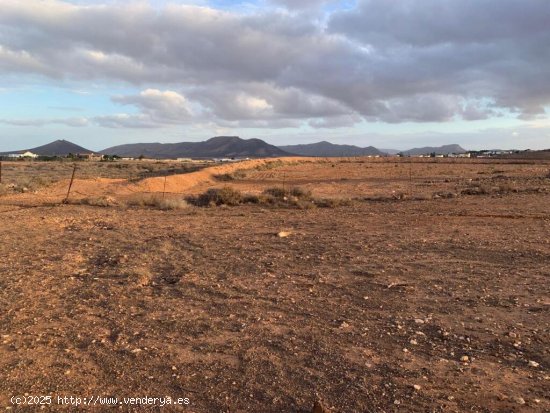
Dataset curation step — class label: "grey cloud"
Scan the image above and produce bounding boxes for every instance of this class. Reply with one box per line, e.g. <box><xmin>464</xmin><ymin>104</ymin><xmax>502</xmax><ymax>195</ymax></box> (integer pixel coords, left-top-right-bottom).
<box><xmin>0</xmin><ymin>0</ymin><xmax>548</xmax><ymax>127</ymax></box>
<box><xmin>189</xmin><ymin>83</ymin><xmax>353</xmax><ymax>121</ymax></box>
<box><xmin>112</xmin><ymin>89</ymin><xmax>193</xmax><ymax>123</ymax></box>
<box><xmin>329</xmin><ymin>0</ymin><xmax>550</xmax><ymax>46</ymax></box>
<box><xmin>92</xmin><ymin>114</ymin><xmax>159</xmax><ymax>129</ymax></box>
<box><xmin>269</xmin><ymin>0</ymin><xmax>333</xmax><ymax>10</ymax></box>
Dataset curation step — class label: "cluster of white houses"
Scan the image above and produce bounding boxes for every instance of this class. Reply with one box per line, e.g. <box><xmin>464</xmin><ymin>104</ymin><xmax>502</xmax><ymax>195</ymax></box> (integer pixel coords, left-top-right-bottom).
<box><xmin>4</xmin><ymin>151</ymin><xmax>39</xmax><ymax>159</ymax></box>
<box><xmin>3</xmin><ymin>151</ymin><xmax>103</xmax><ymax>160</ymax></box>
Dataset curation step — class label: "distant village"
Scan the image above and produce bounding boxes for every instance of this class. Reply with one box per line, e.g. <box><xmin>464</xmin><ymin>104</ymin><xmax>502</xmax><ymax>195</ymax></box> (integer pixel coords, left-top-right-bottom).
<box><xmin>0</xmin><ymin>149</ymin><xmax>521</xmax><ymax>161</ymax></box>
<box><xmin>0</xmin><ymin>150</ymin><xmax>529</xmax><ymax>162</ymax></box>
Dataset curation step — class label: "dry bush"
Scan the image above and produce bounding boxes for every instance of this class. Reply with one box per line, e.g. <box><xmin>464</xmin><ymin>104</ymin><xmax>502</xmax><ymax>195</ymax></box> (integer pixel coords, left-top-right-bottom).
<box><xmin>497</xmin><ymin>182</ymin><xmax>518</xmax><ymax>193</ymax></box>
<box><xmin>461</xmin><ymin>183</ymin><xmax>493</xmax><ymax>195</ymax></box>
<box><xmin>187</xmin><ymin>187</ymin><xmax>244</xmax><ymax>207</ymax></box>
<box><xmin>242</xmin><ymin>194</ymin><xmax>260</xmax><ymax>204</ymax></box>
<box><xmin>255</xmin><ymin>160</ymin><xmax>284</xmax><ymax>171</ymax></box>
<box><xmin>189</xmin><ymin>185</ymin><xmax>351</xmax><ymax>209</ymax></box>
<box><xmin>127</xmin><ymin>195</ymin><xmax>189</xmax><ymax>210</ymax></box>
<box><xmin>213</xmin><ymin>173</ymin><xmax>235</xmax><ymax>181</ymax></box>
<box><xmin>213</xmin><ymin>170</ymin><xmax>247</xmax><ymax>181</ymax></box>
<box><xmin>263</xmin><ymin>186</ymin><xmax>312</xmax><ymax>200</ymax></box>
<box><xmin>313</xmin><ymin>198</ymin><xmax>353</xmax><ymax>208</ymax></box>
<box><xmin>432</xmin><ymin>191</ymin><xmax>458</xmax><ymax>199</ymax></box>
<box><xmin>78</xmin><ymin>196</ymin><xmax>118</xmax><ymax>207</ymax></box>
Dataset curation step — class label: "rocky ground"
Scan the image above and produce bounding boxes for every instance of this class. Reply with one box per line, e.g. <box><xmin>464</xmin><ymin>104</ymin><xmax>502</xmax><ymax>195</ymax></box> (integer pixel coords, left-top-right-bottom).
<box><xmin>0</xmin><ymin>159</ymin><xmax>549</xmax><ymax>412</ymax></box>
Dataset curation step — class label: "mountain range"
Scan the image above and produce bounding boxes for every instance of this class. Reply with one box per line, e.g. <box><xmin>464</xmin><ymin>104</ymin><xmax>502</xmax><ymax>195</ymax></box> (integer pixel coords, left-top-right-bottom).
<box><xmin>1</xmin><ymin>137</ymin><xmax>468</xmax><ymax>158</ymax></box>
<box><xmin>400</xmin><ymin>144</ymin><xmax>467</xmax><ymax>156</ymax></box>
<box><xmin>102</xmin><ymin>136</ymin><xmax>290</xmax><ymax>158</ymax></box>
<box><xmin>279</xmin><ymin>141</ymin><xmax>385</xmax><ymax>157</ymax></box>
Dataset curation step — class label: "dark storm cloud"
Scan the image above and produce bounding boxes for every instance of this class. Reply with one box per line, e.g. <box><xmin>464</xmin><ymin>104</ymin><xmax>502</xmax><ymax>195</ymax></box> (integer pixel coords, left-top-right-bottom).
<box><xmin>0</xmin><ymin>0</ymin><xmax>548</xmax><ymax>127</ymax></box>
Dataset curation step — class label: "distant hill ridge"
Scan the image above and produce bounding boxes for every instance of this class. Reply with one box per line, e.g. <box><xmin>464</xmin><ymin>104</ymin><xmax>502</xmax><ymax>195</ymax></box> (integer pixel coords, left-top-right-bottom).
<box><xmin>279</xmin><ymin>141</ymin><xmax>385</xmax><ymax>157</ymax></box>
<box><xmin>401</xmin><ymin>144</ymin><xmax>466</xmax><ymax>156</ymax></box>
<box><xmin>1</xmin><ymin>137</ymin><xmax>469</xmax><ymax>159</ymax></box>
<box><xmin>102</xmin><ymin>136</ymin><xmax>291</xmax><ymax>159</ymax></box>
<box><xmin>0</xmin><ymin>139</ymin><xmax>93</xmax><ymax>156</ymax></box>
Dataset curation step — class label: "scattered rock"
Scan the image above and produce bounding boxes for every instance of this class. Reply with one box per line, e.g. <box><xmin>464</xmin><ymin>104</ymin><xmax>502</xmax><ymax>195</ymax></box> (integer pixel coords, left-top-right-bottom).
<box><xmin>528</xmin><ymin>360</ymin><xmax>540</xmax><ymax>368</ymax></box>
<box><xmin>413</xmin><ymin>384</ymin><xmax>421</xmax><ymax>391</ymax></box>
<box><xmin>277</xmin><ymin>231</ymin><xmax>292</xmax><ymax>238</ymax></box>
<box><xmin>460</xmin><ymin>356</ymin><xmax>469</xmax><ymax>362</ymax></box>
<box><xmin>514</xmin><ymin>397</ymin><xmax>526</xmax><ymax>405</ymax></box>
<box><xmin>311</xmin><ymin>400</ymin><xmax>330</xmax><ymax>413</ymax></box>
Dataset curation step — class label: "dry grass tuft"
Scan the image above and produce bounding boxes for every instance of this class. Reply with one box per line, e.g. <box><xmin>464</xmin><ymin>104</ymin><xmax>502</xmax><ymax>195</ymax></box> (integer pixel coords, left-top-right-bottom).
<box><xmin>127</xmin><ymin>195</ymin><xmax>189</xmax><ymax>210</ymax></box>
<box><xmin>77</xmin><ymin>196</ymin><xmax>119</xmax><ymax>207</ymax></box>
<box><xmin>213</xmin><ymin>170</ymin><xmax>247</xmax><ymax>181</ymax></box>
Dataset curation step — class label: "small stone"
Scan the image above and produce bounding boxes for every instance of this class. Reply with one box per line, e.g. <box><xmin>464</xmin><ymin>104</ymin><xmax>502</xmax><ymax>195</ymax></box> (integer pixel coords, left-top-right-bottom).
<box><xmin>414</xmin><ymin>319</ymin><xmax>425</xmax><ymax>324</ymax></box>
<box><xmin>410</xmin><ymin>339</ymin><xmax>418</xmax><ymax>345</ymax></box>
<box><xmin>311</xmin><ymin>400</ymin><xmax>330</xmax><ymax>413</ymax></box>
<box><xmin>339</xmin><ymin>321</ymin><xmax>350</xmax><ymax>329</ymax></box>
<box><xmin>413</xmin><ymin>384</ymin><xmax>421</xmax><ymax>391</ymax></box>
<box><xmin>514</xmin><ymin>397</ymin><xmax>525</xmax><ymax>405</ymax></box>
<box><xmin>460</xmin><ymin>356</ymin><xmax>469</xmax><ymax>362</ymax></box>
<box><xmin>528</xmin><ymin>360</ymin><xmax>540</xmax><ymax>368</ymax></box>
<box><xmin>393</xmin><ymin>400</ymin><xmax>401</xmax><ymax>405</ymax></box>
<box><xmin>277</xmin><ymin>231</ymin><xmax>291</xmax><ymax>238</ymax></box>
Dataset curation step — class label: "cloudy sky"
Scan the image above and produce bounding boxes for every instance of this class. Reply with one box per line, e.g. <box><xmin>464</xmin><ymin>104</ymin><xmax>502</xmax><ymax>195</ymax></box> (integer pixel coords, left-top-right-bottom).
<box><xmin>0</xmin><ymin>0</ymin><xmax>549</xmax><ymax>151</ymax></box>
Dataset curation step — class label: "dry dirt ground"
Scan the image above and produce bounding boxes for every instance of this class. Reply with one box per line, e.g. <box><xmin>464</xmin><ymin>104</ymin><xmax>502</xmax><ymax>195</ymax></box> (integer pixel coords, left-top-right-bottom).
<box><xmin>0</xmin><ymin>158</ymin><xmax>549</xmax><ymax>412</ymax></box>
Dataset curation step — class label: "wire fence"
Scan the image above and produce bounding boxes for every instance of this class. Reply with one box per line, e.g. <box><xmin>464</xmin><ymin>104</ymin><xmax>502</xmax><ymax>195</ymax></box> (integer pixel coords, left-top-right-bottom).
<box><xmin>0</xmin><ymin>159</ymin><xmax>214</xmax><ymax>205</ymax></box>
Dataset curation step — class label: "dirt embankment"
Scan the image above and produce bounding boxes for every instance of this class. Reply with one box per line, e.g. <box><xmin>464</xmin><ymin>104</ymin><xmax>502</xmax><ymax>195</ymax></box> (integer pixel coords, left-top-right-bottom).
<box><xmin>12</xmin><ymin>158</ymin><xmax>311</xmax><ymax>203</ymax></box>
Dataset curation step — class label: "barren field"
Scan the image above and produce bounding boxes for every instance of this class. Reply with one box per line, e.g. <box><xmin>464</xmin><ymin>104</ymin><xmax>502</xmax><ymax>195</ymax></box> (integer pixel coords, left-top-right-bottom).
<box><xmin>0</xmin><ymin>158</ymin><xmax>549</xmax><ymax>412</ymax></box>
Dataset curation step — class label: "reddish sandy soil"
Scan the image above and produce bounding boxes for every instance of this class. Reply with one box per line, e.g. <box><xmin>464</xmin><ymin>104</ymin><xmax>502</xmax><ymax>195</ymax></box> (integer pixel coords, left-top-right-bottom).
<box><xmin>0</xmin><ymin>159</ymin><xmax>549</xmax><ymax>412</ymax></box>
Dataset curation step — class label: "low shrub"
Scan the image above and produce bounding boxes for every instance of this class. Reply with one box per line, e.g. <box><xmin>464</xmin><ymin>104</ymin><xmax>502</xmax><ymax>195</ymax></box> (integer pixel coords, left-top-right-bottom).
<box><xmin>79</xmin><ymin>196</ymin><xmax>118</xmax><ymax>207</ymax></box>
<box><xmin>127</xmin><ymin>195</ymin><xmax>189</xmax><ymax>210</ymax></box>
<box><xmin>263</xmin><ymin>186</ymin><xmax>312</xmax><ymax>200</ymax></box>
<box><xmin>188</xmin><ymin>187</ymin><xmax>244</xmax><ymax>206</ymax></box>
<box><xmin>189</xmin><ymin>185</ymin><xmax>350</xmax><ymax>209</ymax></box>
<box><xmin>461</xmin><ymin>184</ymin><xmax>492</xmax><ymax>195</ymax></box>
<box><xmin>314</xmin><ymin>198</ymin><xmax>352</xmax><ymax>208</ymax></box>
<box><xmin>213</xmin><ymin>171</ymin><xmax>247</xmax><ymax>181</ymax></box>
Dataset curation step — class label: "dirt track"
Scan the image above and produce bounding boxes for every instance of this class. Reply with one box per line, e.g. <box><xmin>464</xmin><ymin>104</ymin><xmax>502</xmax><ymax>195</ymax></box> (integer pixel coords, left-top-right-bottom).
<box><xmin>0</xmin><ymin>159</ymin><xmax>549</xmax><ymax>412</ymax></box>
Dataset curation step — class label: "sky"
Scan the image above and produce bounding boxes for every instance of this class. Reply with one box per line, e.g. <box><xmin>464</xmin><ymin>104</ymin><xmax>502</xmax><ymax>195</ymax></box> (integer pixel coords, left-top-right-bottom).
<box><xmin>0</xmin><ymin>0</ymin><xmax>549</xmax><ymax>152</ymax></box>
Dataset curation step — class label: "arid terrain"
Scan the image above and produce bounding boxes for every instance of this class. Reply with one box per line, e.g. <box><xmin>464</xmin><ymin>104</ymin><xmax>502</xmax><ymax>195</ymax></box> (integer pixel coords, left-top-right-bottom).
<box><xmin>0</xmin><ymin>157</ymin><xmax>549</xmax><ymax>412</ymax></box>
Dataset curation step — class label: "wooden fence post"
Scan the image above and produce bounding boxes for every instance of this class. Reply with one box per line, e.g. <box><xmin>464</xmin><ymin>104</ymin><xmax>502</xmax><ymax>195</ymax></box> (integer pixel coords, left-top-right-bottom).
<box><xmin>63</xmin><ymin>163</ymin><xmax>77</xmax><ymax>204</ymax></box>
